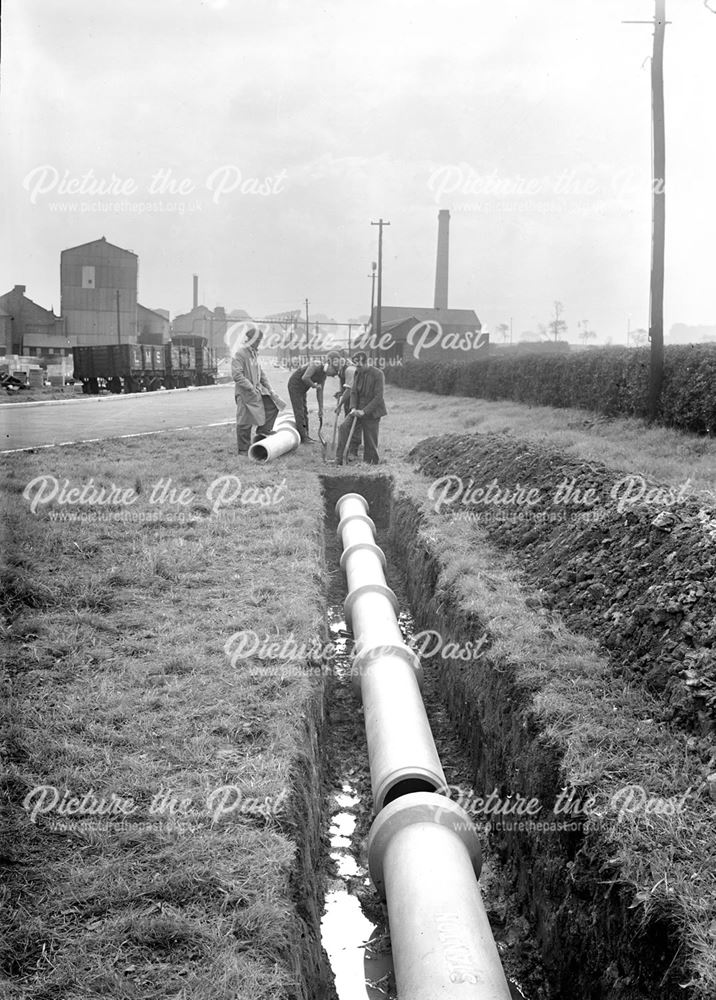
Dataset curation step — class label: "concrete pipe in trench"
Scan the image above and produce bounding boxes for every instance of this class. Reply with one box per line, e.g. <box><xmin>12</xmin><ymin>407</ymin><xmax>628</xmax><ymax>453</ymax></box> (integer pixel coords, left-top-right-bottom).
<box><xmin>368</xmin><ymin>793</ymin><xmax>513</xmax><ymax>1000</ymax></box>
<box><xmin>248</xmin><ymin>410</ymin><xmax>301</xmax><ymax>463</ymax></box>
<box><xmin>335</xmin><ymin>492</ymin><xmax>448</xmax><ymax>811</ymax></box>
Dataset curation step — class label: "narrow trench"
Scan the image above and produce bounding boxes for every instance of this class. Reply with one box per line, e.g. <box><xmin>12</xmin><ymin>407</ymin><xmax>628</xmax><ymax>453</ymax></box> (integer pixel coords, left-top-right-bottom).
<box><xmin>318</xmin><ymin>475</ymin><xmax>551</xmax><ymax>1000</ymax></box>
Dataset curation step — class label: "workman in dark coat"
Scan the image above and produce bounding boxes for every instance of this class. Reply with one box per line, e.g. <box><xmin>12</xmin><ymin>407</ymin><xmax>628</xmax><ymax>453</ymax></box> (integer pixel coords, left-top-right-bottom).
<box><xmin>231</xmin><ymin>327</ymin><xmax>285</xmax><ymax>455</ymax></box>
<box><xmin>288</xmin><ymin>353</ymin><xmax>341</xmax><ymax>443</ymax></box>
<box><xmin>335</xmin><ymin>352</ymin><xmax>387</xmax><ymax>465</ymax></box>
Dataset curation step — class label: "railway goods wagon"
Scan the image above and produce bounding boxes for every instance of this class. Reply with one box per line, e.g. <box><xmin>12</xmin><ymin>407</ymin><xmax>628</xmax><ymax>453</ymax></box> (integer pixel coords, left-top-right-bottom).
<box><xmin>164</xmin><ymin>343</ymin><xmax>199</xmax><ymax>388</ymax></box>
<box><xmin>73</xmin><ymin>345</ymin><xmax>139</xmax><ymax>394</ymax></box>
<box><xmin>72</xmin><ymin>340</ymin><xmax>217</xmax><ymax>394</ymax></box>
<box><xmin>195</xmin><ymin>344</ymin><xmax>217</xmax><ymax>385</ymax></box>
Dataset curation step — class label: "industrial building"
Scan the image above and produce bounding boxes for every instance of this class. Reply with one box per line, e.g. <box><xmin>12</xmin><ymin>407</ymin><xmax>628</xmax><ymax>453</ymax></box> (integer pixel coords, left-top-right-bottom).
<box><xmin>61</xmin><ymin>236</ymin><xmax>138</xmax><ymax>346</ymax></box>
<box><xmin>171</xmin><ymin>275</ymin><xmax>245</xmax><ymax>357</ymax></box>
<box><xmin>368</xmin><ymin>210</ymin><xmax>487</xmax><ymax>363</ymax></box>
<box><xmin>0</xmin><ymin>284</ymin><xmax>66</xmax><ymax>358</ymax></box>
<box><xmin>137</xmin><ymin>304</ymin><xmax>171</xmax><ymax>345</ymax></box>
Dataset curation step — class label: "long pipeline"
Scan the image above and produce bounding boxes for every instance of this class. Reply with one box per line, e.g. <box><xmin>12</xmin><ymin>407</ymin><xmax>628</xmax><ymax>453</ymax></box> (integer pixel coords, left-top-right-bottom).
<box><xmin>336</xmin><ymin>491</ymin><xmax>512</xmax><ymax>999</ymax></box>
<box><xmin>336</xmin><ymin>492</ymin><xmax>448</xmax><ymax>811</ymax></box>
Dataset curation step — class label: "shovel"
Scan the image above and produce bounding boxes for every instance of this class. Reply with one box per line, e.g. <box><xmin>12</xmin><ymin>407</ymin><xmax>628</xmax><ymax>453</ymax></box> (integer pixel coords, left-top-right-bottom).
<box><xmin>318</xmin><ymin>412</ymin><xmax>326</xmax><ymax>456</ymax></box>
<box><xmin>323</xmin><ymin>408</ymin><xmax>341</xmax><ymax>463</ymax></box>
<box><xmin>341</xmin><ymin>414</ymin><xmax>358</xmax><ymax>465</ymax></box>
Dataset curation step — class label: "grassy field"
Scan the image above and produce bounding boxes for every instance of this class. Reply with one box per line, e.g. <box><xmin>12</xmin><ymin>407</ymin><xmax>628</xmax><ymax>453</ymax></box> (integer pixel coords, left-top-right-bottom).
<box><xmin>2</xmin><ymin>372</ymin><xmax>715</xmax><ymax>998</ymax></box>
<box><xmin>1</xmin><ymin>425</ymin><xmax>332</xmax><ymax>999</ymax></box>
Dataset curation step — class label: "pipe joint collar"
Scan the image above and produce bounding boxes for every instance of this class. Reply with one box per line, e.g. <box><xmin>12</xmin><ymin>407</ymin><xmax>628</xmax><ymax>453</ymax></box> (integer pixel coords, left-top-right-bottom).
<box><xmin>344</xmin><ymin>583</ymin><xmax>399</xmax><ymax>629</ymax></box>
<box><xmin>336</xmin><ymin>512</ymin><xmax>376</xmax><ymax>539</ymax></box>
<box><xmin>351</xmin><ymin>643</ymin><xmax>423</xmax><ymax>696</ymax></box>
<box><xmin>367</xmin><ymin>792</ymin><xmax>482</xmax><ymax>900</ymax></box>
<box><xmin>335</xmin><ymin>492</ymin><xmax>370</xmax><ymax>517</ymax></box>
<box><xmin>339</xmin><ymin>542</ymin><xmax>386</xmax><ymax>572</ymax></box>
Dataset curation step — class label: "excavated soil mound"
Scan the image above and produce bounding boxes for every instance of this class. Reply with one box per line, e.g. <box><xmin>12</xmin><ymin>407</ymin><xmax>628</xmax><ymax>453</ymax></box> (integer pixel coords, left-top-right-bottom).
<box><xmin>410</xmin><ymin>434</ymin><xmax>716</xmax><ymax>740</ymax></box>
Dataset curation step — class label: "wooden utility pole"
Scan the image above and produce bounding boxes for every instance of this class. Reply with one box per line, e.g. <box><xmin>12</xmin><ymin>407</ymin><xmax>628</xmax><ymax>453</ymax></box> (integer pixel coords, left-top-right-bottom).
<box><xmin>304</xmin><ymin>298</ymin><xmax>309</xmax><ymax>364</ymax></box>
<box><xmin>370</xmin><ymin>220</ymin><xmax>390</xmax><ymax>344</ymax></box>
<box><xmin>649</xmin><ymin>0</ymin><xmax>666</xmax><ymax>419</ymax></box>
<box><xmin>116</xmin><ymin>289</ymin><xmax>121</xmax><ymax>345</ymax></box>
<box><xmin>369</xmin><ymin>261</ymin><xmax>377</xmax><ymax>319</ymax></box>
<box><xmin>624</xmin><ymin>1</ymin><xmax>667</xmax><ymax>419</ymax></box>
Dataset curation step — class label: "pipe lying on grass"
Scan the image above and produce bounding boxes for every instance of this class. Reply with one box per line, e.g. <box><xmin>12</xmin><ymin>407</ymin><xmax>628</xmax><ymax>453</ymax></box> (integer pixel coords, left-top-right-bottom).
<box><xmin>368</xmin><ymin>793</ymin><xmax>512</xmax><ymax>1000</ymax></box>
<box><xmin>336</xmin><ymin>493</ymin><xmax>448</xmax><ymax>810</ymax></box>
<box><xmin>248</xmin><ymin>410</ymin><xmax>301</xmax><ymax>463</ymax></box>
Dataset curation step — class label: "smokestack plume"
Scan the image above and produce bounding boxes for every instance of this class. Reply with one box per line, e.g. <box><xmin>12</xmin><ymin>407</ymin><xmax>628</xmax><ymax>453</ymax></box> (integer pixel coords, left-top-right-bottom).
<box><xmin>193</xmin><ymin>274</ymin><xmax>199</xmax><ymax>310</ymax></box>
<box><xmin>434</xmin><ymin>210</ymin><xmax>450</xmax><ymax>310</ymax></box>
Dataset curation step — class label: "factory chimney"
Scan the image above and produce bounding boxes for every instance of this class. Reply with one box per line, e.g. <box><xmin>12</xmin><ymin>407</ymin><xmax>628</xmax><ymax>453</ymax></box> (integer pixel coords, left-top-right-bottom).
<box><xmin>193</xmin><ymin>274</ymin><xmax>199</xmax><ymax>310</ymax></box>
<box><xmin>433</xmin><ymin>210</ymin><xmax>450</xmax><ymax>310</ymax></box>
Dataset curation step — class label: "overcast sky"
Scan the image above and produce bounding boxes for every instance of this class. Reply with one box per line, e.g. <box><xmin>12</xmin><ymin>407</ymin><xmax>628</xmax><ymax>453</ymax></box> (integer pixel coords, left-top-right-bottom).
<box><xmin>2</xmin><ymin>0</ymin><xmax>715</xmax><ymax>342</ymax></box>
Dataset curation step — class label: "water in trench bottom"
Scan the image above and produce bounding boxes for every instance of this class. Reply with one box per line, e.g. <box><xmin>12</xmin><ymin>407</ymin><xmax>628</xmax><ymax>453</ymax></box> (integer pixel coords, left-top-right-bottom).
<box><xmin>320</xmin><ymin>607</ymin><xmax>396</xmax><ymax>999</ymax></box>
<box><xmin>319</xmin><ymin>604</ymin><xmax>534</xmax><ymax>1000</ymax></box>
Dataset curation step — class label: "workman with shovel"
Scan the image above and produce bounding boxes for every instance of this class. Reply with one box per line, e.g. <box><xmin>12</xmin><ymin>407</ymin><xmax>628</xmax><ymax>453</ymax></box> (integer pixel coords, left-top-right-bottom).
<box><xmin>335</xmin><ymin>352</ymin><xmax>387</xmax><ymax>465</ymax></box>
<box><xmin>287</xmin><ymin>353</ymin><xmax>341</xmax><ymax>443</ymax></box>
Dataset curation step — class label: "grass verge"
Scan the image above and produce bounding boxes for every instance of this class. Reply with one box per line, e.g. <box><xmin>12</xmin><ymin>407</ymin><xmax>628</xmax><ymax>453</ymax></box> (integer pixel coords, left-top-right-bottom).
<box><xmin>1</xmin><ymin>426</ymin><xmax>334</xmax><ymax>1000</ymax></box>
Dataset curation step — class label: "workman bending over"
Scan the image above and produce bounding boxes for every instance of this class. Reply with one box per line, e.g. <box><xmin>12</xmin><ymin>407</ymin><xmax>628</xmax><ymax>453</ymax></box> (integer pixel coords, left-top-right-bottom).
<box><xmin>335</xmin><ymin>352</ymin><xmax>387</xmax><ymax>465</ymax></box>
<box><xmin>288</xmin><ymin>353</ymin><xmax>341</xmax><ymax>443</ymax></box>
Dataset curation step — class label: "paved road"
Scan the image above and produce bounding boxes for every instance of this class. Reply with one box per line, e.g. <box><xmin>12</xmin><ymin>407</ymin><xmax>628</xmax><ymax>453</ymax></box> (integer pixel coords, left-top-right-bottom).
<box><xmin>0</xmin><ymin>384</ymin><xmax>238</xmax><ymax>453</ymax></box>
<box><xmin>0</xmin><ymin>369</ymin><xmax>297</xmax><ymax>454</ymax></box>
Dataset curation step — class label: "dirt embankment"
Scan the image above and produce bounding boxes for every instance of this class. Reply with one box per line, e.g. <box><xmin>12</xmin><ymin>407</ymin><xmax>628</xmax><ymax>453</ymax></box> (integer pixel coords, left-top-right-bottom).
<box><xmin>411</xmin><ymin>434</ymin><xmax>716</xmax><ymax>740</ymax></box>
<box><xmin>382</xmin><ymin>437</ymin><xmax>716</xmax><ymax>1000</ymax></box>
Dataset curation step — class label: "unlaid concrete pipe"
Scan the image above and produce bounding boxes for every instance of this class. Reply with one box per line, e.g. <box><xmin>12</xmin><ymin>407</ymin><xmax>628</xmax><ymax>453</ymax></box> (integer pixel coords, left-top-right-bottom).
<box><xmin>336</xmin><ymin>493</ymin><xmax>448</xmax><ymax>810</ymax></box>
<box><xmin>368</xmin><ymin>793</ymin><xmax>512</xmax><ymax>1000</ymax></box>
<box><xmin>248</xmin><ymin>410</ymin><xmax>301</xmax><ymax>463</ymax></box>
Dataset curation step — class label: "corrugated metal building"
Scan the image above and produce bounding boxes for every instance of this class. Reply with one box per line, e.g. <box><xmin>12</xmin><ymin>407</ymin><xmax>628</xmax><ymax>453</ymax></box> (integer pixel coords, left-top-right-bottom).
<box><xmin>61</xmin><ymin>236</ymin><xmax>138</xmax><ymax>345</ymax></box>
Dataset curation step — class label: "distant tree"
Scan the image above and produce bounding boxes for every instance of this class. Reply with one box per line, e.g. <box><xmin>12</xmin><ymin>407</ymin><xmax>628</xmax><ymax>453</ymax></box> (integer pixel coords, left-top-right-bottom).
<box><xmin>578</xmin><ymin>319</ymin><xmax>597</xmax><ymax>345</ymax></box>
<box><xmin>496</xmin><ymin>322</ymin><xmax>510</xmax><ymax>343</ymax></box>
<box><xmin>547</xmin><ymin>301</ymin><xmax>567</xmax><ymax>342</ymax></box>
<box><xmin>631</xmin><ymin>328</ymin><xmax>648</xmax><ymax>347</ymax></box>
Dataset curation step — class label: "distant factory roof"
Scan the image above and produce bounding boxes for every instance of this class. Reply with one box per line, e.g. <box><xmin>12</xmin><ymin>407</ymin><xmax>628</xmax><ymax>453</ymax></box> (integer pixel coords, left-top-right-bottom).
<box><xmin>61</xmin><ymin>236</ymin><xmax>137</xmax><ymax>256</ymax></box>
<box><xmin>0</xmin><ymin>286</ymin><xmax>59</xmax><ymax>319</ymax></box>
<box><xmin>376</xmin><ymin>306</ymin><xmax>481</xmax><ymax>327</ymax></box>
<box><xmin>138</xmin><ymin>303</ymin><xmax>170</xmax><ymax>320</ymax></box>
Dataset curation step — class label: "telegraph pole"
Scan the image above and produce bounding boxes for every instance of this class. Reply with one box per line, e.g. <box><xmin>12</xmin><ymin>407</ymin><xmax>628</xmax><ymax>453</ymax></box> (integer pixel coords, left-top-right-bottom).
<box><xmin>649</xmin><ymin>0</ymin><xmax>666</xmax><ymax>420</ymax></box>
<box><xmin>116</xmin><ymin>289</ymin><xmax>121</xmax><ymax>345</ymax></box>
<box><xmin>369</xmin><ymin>261</ymin><xmax>377</xmax><ymax>319</ymax></box>
<box><xmin>304</xmin><ymin>298</ymin><xmax>309</xmax><ymax>364</ymax></box>
<box><xmin>370</xmin><ymin>220</ymin><xmax>390</xmax><ymax>344</ymax></box>
<box><xmin>624</xmin><ymin>0</ymin><xmax>667</xmax><ymax>419</ymax></box>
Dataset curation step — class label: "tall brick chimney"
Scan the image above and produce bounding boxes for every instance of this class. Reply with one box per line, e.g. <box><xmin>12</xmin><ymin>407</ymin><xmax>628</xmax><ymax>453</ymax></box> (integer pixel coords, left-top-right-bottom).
<box><xmin>434</xmin><ymin>210</ymin><xmax>450</xmax><ymax>310</ymax></box>
<box><xmin>193</xmin><ymin>274</ymin><xmax>199</xmax><ymax>310</ymax></box>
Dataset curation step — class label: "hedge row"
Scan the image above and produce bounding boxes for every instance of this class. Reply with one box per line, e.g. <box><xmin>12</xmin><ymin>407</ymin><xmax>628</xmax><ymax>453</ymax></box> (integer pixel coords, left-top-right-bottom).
<box><xmin>385</xmin><ymin>345</ymin><xmax>716</xmax><ymax>434</ymax></box>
